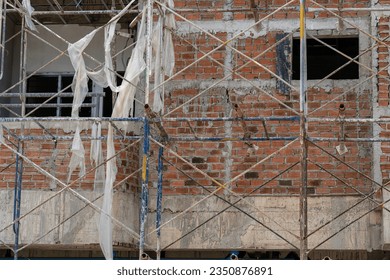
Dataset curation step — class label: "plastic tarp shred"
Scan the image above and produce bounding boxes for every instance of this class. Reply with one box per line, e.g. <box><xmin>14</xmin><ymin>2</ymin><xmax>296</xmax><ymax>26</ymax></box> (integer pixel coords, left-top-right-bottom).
<box><xmin>100</xmin><ymin>7</ymin><xmax>147</xmax><ymax>259</ymax></box>
<box><xmin>99</xmin><ymin>124</ymin><xmax>116</xmax><ymax>260</ymax></box>
<box><xmin>152</xmin><ymin>0</ymin><xmax>176</xmax><ymax>113</ymax></box>
<box><xmin>0</xmin><ymin>125</ymin><xmax>3</xmax><ymax>144</ymax></box>
<box><xmin>67</xmin><ymin>126</ymin><xmax>86</xmax><ymax>183</ymax></box>
<box><xmin>22</xmin><ymin>0</ymin><xmax>37</xmax><ymax>31</ymax></box>
<box><xmin>91</xmin><ymin>122</ymin><xmax>105</xmax><ymax>192</ymax></box>
<box><xmin>68</xmin><ymin>29</ymin><xmax>98</xmax><ymax>119</ymax></box>
<box><xmin>67</xmin><ymin>0</ymin><xmax>175</xmax><ymax>260</ymax></box>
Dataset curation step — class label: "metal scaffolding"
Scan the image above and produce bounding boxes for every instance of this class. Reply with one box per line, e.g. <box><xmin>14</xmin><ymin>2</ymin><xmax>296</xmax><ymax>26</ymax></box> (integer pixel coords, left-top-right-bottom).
<box><xmin>1</xmin><ymin>0</ymin><xmax>390</xmax><ymax>260</ymax></box>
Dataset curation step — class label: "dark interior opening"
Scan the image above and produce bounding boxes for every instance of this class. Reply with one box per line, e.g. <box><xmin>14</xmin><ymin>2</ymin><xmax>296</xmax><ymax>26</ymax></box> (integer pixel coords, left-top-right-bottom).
<box><xmin>103</xmin><ymin>71</ymin><xmax>136</xmax><ymax>117</ymax></box>
<box><xmin>292</xmin><ymin>37</ymin><xmax>359</xmax><ymax>80</ymax></box>
<box><xmin>26</xmin><ymin>75</ymin><xmax>92</xmax><ymax>117</ymax></box>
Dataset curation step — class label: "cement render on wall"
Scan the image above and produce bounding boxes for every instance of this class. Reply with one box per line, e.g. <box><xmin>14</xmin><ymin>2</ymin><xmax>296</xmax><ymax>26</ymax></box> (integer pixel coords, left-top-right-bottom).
<box><xmin>0</xmin><ymin>189</ymin><xmax>139</xmax><ymax>249</ymax></box>
<box><xmin>145</xmin><ymin>195</ymin><xmax>381</xmax><ymax>251</ymax></box>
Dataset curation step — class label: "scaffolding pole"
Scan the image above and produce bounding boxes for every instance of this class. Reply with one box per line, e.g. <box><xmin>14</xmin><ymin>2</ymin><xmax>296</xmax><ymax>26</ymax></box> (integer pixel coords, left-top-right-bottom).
<box><xmin>12</xmin><ymin>17</ymin><xmax>27</xmax><ymax>260</ymax></box>
<box><xmin>139</xmin><ymin>117</ymin><xmax>150</xmax><ymax>259</ymax></box>
<box><xmin>299</xmin><ymin>0</ymin><xmax>308</xmax><ymax>261</ymax></box>
<box><xmin>156</xmin><ymin>146</ymin><xmax>164</xmax><ymax>260</ymax></box>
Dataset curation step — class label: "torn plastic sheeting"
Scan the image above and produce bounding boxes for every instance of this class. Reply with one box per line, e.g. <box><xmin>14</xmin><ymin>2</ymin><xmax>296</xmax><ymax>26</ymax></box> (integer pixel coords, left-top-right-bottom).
<box><xmin>99</xmin><ymin>124</ymin><xmax>117</xmax><ymax>260</ymax></box>
<box><xmin>68</xmin><ymin>29</ymin><xmax>98</xmax><ymax>118</ymax></box>
<box><xmin>22</xmin><ymin>0</ymin><xmax>37</xmax><ymax>31</ymax></box>
<box><xmin>0</xmin><ymin>125</ymin><xmax>3</xmax><ymax>144</ymax></box>
<box><xmin>111</xmin><ymin>7</ymin><xmax>147</xmax><ymax>131</ymax></box>
<box><xmin>104</xmin><ymin>19</ymin><xmax>121</xmax><ymax>93</ymax></box>
<box><xmin>151</xmin><ymin>0</ymin><xmax>176</xmax><ymax>113</ymax></box>
<box><xmin>163</xmin><ymin>0</ymin><xmax>176</xmax><ymax>77</ymax></box>
<box><xmin>67</xmin><ymin>126</ymin><xmax>86</xmax><ymax>183</ymax></box>
<box><xmin>87</xmin><ymin>67</ymin><xmax>109</xmax><ymax>88</ymax></box>
<box><xmin>98</xmin><ymin>8</ymin><xmax>147</xmax><ymax>259</ymax></box>
<box><xmin>91</xmin><ymin>122</ymin><xmax>105</xmax><ymax>192</ymax></box>
<box><xmin>152</xmin><ymin>17</ymin><xmax>163</xmax><ymax>113</ymax></box>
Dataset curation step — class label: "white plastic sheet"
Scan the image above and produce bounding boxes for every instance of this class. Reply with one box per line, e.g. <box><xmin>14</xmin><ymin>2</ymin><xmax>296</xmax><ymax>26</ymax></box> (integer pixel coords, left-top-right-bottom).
<box><xmin>0</xmin><ymin>125</ymin><xmax>3</xmax><ymax>144</ymax></box>
<box><xmin>164</xmin><ymin>0</ymin><xmax>176</xmax><ymax>77</ymax></box>
<box><xmin>98</xmin><ymin>8</ymin><xmax>147</xmax><ymax>259</ymax></box>
<box><xmin>104</xmin><ymin>19</ymin><xmax>121</xmax><ymax>92</ymax></box>
<box><xmin>152</xmin><ymin>17</ymin><xmax>164</xmax><ymax>113</ymax></box>
<box><xmin>22</xmin><ymin>0</ymin><xmax>37</xmax><ymax>31</ymax></box>
<box><xmin>68</xmin><ymin>29</ymin><xmax>98</xmax><ymax>118</ymax></box>
<box><xmin>91</xmin><ymin>122</ymin><xmax>105</xmax><ymax>192</ymax></box>
<box><xmin>111</xmin><ymin>8</ymin><xmax>147</xmax><ymax>128</ymax></box>
<box><xmin>151</xmin><ymin>0</ymin><xmax>176</xmax><ymax>113</ymax></box>
<box><xmin>87</xmin><ymin>67</ymin><xmax>109</xmax><ymax>88</ymax></box>
<box><xmin>67</xmin><ymin>126</ymin><xmax>86</xmax><ymax>183</ymax></box>
<box><xmin>99</xmin><ymin>124</ymin><xmax>117</xmax><ymax>260</ymax></box>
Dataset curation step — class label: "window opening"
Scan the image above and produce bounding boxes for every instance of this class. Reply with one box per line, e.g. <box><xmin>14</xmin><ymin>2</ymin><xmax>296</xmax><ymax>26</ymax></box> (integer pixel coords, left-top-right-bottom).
<box><xmin>292</xmin><ymin>37</ymin><xmax>359</xmax><ymax>80</ymax></box>
<box><xmin>26</xmin><ymin>74</ymin><xmax>100</xmax><ymax>117</ymax></box>
<box><xmin>102</xmin><ymin>71</ymin><xmax>136</xmax><ymax>117</ymax></box>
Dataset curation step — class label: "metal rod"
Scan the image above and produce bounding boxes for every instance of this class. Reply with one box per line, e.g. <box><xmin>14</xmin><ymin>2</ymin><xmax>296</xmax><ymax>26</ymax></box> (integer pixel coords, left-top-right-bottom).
<box><xmin>5</xmin><ymin>9</ymin><xmax>140</xmax><ymax>15</ymax></box>
<box><xmin>0</xmin><ymin>139</ymin><xmax>143</xmax><ymax>242</ymax></box>
<box><xmin>311</xmin><ymin>159</ymin><xmax>389</xmax><ymax>212</ymax></box>
<box><xmin>0</xmin><ymin>0</ymin><xmax>7</xmax><ymax>80</ymax></box>
<box><xmin>0</xmin><ymin>117</ymin><xmax>144</xmax><ymax>122</ymax></box>
<box><xmin>163</xmin><ymin>155</ymin><xmax>300</xmax><ymax>239</ymax></box>
<box><xmin>156</xmin><ymin>146</ymin><xmax>164</xmax><ymax>260</ymax></box>
<box><xmin>299</xmin><ymin>0</ymin><xmax>308</xmax><ymax>261</ymax></box>
<box><xmin>0</xmin><ymin>92</ymin><xmax>105</xmax><ymax>97</ymax></box>
<box><xmin>16</xmin><ymin>135</ymin><xmax>142</xmax><ymax>141</ymax></box>
<box><xmin>309</xmin><ymin>137</ymin><xmax>390</xmax><ymax>143</ymax></box>
<box><xmin>12</xmin><ymin>140</ymin><xmax>23</xmax><ymax>259</ymax></box>
<box><xmin>161</xmin><ymin>116</ymin><xmax>300</xmax><ymax>122</ymax></box>
<box><xmin>147</xmin><ymin>137</ymin><xmax>298</xmax><ymax>235</ymax></box>
<box><xmin>162</xmin><ymin>27</ymin><xmax>300</xmax><ymax>117</ymax></box>
<box><xmin>16</xmin><ymin>168</ymin><xmax>143</xmax><ymax>253</ymax></box>
<box><xmin>161</xmin><ymin>160</ymin><xmax>300</xmax><ymax>250</ymax></box>
<box><xmin>4</xmin><ymin>103</ymin><xmax>96</xmax><ymax>108</ymax></box>
<box><xmin>153</xmin><ymin>0</ymin><xmax>298</xmax><ymax>96</ymax></box>
<box><xmin>13</xmin><ymin>17</ymin><xmax>27</xmax><ymax>260</ymax></box>
<box><xmin>145</xmin><ymin>104</ymin><xmax>168</xmax><ymax>139</ymax></box>
<box><xmin>144</xmin><ymin>0</ymin><xmax>153</xmax><ymax>106</ymax></box>
<box><xmin>309</xmin><ymin>140</ymin><xmax>390</xmax><ymax>193</ymax></box>
<box><xmin>139</xmin><ymin>118</ymin><xmax>150</xmax><ymax>259</ymax></box>
<box><xmin>308</xmin><ymin>117</ymin><xmax>390</xmax><ymax>123</ymax></box>
<box><xmin>306</xmin><ymin>160</ymin><xmax>390</xmax><ymax>239</ymax></box>
<box><xmin>5</xmin><ymin>6</ymin><xmax>390</xmax><ymax>15</ymax></box>
<box><xmin>308</xmin><ymin>196</ymin><xmax>390</xmax><ymax>253</ymax></box>
<box><xmin>44</xmin><ymin>0</ymin><xmax>66</xmax><ymax>24</ymax></box>
<box><xmin>166</xmin><ymin>136</ymin><xmax>297</xmax><ymax>141</ymax></box>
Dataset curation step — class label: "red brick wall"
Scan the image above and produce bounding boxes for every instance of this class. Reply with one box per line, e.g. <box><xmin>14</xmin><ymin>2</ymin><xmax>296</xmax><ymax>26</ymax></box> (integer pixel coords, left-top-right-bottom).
<box><xmin>0</xmin><ymin>127</ymin><xmax>140</xmax><ymax>192</ymax></box>
<box><xmin>151</xmin><ymin>0</ymin><xmax>375</xmax><ymax>196</ymax></box>
<box><xmin>0</xmin><ymin>1</ymin><xmax>381</xmax><ymax>197</ymax></box>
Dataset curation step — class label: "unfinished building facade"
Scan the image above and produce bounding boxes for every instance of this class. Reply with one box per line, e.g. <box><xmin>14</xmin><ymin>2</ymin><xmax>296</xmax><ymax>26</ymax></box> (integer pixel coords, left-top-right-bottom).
<box><xmin>1</xmin><ymin>0</ymin><xmax>390</xmax><ymax>260</ymax></box>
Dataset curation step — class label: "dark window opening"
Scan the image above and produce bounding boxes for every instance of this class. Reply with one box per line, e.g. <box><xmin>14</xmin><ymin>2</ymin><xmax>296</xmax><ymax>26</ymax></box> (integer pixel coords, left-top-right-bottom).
<box><xmin>292</xmin><ymin>37</ymin><xmax>359</xmax><ymax>80</ymax></box>
<box><xmin>26</xmin><ymin>75</ymin><xmax>94</xmax><ymax>117</ymax></box>
<box><xmin>102</xmin><ymin>71</ymin><xmax>136</xmax><ymax>117</ymax></box>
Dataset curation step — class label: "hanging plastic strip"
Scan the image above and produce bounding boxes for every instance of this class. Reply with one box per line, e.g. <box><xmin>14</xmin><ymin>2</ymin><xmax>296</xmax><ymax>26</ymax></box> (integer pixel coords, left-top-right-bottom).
<box><xmin>0</xmin><ymin>124</ymin><xmax>4</xmax><ymax>144</ymax></box>
<box><xmin>152</xmin><ymin>0</ymin><xmax>176</xmax><ymax>113</ymax></box>
<box><xmin>67</xmin><ymin>126</ymin><xmax>86</xmax><ymax>183</ymax></box>
<box><xmin>91</xmin><ymin>122</ymin><xmax>105</xmax><ymax>192</ymax></box>
<box><xmin>21</xmin><ymin>0</ymin><xmax>37</xmax><ymax>31</ymax></box>
<box><xmin>99</xmin><ymin>124</ymin><xmax>116</xmax><ymax>260</ymax></box>
<box><xmin>99</xmin><ymin>7</ymin><xmax>147</xmax><ymax>259</ymax></box>
<box><xmin>0</xmin><ymin>0</ymin><xmax>7</xmax><ymax>80</ymax></box>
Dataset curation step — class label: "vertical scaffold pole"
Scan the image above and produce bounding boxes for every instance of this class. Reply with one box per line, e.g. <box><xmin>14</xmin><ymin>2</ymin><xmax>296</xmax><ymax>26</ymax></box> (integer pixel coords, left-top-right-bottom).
<box><xmin>13</xmin><ymin>141</ymin><xmax>23</xmax><ymax>260</ymax></box>
<box><xmin>144</xmin><ymin>0</ymin><xmax>153</xmax><ymax>106</ymax></box>
<box><xmin>139</xmin><ymin>117</ymin><xmax>150</xmax><ymax>259</ymax></box>
<box><xmin>299</xmin><ymin>0</ymin><xmax>308</xmax><ymax>260</ymax></box>
<box><xmin>156</xmin><ymin>146</ymin><xmax>164</xmax><ymax>260</ymax></box>
<box><xmin>13</xmin><ymin>17</ymin><xmax>27</xmax><ymax>260</ymax></box>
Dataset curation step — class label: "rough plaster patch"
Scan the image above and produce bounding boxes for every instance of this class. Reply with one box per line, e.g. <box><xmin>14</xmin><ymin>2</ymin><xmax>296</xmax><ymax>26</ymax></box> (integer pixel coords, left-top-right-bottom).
<box><xmin>176</xmin><ymin>18</ymin><xmax>369</xmax><ymax>39</ymax></box>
